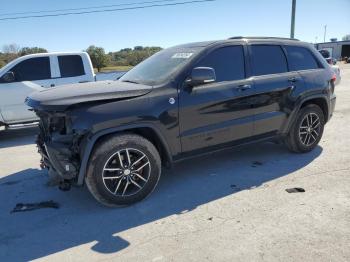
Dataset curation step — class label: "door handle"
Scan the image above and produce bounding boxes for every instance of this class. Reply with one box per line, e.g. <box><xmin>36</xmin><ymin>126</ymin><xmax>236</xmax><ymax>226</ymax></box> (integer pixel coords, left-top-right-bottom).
<box><xmin>288</xmin><ymin>77</ymin><xmax>298</xmax><ymax>82</ymax></box>
<box><xmin>50</xmin><ymin>84</ymin><xmax>55</xmax><ymax>87</ymax></box>
<box><xmin>237</xmin><ymin>84</ymin><xmax>251</xmax><ymax>91</ymax></box>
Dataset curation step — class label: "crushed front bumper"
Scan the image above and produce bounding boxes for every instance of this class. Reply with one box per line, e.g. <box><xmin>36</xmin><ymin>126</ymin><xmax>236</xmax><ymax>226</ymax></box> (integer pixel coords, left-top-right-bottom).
<box><xmin>37</xmin><ymin>124</ymin><xmax>79</xmax><ymax>181</ymax></box>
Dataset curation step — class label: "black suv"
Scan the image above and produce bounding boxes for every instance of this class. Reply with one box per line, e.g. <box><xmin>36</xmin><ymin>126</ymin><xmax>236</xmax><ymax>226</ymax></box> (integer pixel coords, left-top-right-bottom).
<box><xmin>26</xmin><ymin>37</ymin><xmax>336</xmax><ymax>206</ymax></box>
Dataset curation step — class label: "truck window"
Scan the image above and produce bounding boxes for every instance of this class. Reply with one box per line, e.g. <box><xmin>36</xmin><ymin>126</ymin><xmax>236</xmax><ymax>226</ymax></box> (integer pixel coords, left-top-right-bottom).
<box><xmin>58</xmin><ymin>55</ymin><xmax>85</xmax><ymax>77</ymax></box>
<box><xmin>250</xmin><ymin>45</ymin><xmax>288</xmax><ymax>76</ymax></box>
<box><xmin>285</xmin><ymin>46</ymin><xmax>321</xmax><ymax>71</ymax></box>
<box><xmin>11</xmin><ymin>57</ymin><xmax>51</xmax><ymax>81</ymax></box>
<box><xmin>196</xmin><ymin>46</ymin><xmax>245</xmax><ymax>82</ymax></box>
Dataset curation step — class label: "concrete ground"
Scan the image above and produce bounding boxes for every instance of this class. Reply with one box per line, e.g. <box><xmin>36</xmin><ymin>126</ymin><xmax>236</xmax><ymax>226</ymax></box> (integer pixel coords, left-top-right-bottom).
<box><xmin>0</xmin><ymin>64</ymin><xmax>349</xmax><ymax>262</ymax></box>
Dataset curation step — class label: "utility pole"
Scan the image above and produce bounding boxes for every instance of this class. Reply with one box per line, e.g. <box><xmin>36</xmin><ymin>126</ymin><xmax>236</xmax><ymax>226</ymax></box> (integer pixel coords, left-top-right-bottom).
<box><xmin>323</xmin><ymin>25</ymin><xmax>327</xmax><ymax>42</ymax></box>
<box><xmin>290</xmin><ymin>0</ymin><xmax>296</xmax><ymax>38</ymax></box>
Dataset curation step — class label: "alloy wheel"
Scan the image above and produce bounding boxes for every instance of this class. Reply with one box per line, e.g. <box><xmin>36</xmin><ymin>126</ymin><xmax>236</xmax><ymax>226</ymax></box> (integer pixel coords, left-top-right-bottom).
<box><xmin>102</xmin><ymin>148</ymin><xmax>151</xmax><ymax>196</ymax></box>
<box><xmin>298</xmin><ymin>112</ymin><xmax>321</xmax><ymax>147</ymax></box>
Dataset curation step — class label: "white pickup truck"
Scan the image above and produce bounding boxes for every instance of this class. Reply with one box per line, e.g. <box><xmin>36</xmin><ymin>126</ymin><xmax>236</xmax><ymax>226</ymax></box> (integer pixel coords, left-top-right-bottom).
<box><xmin>0</xmin><ymin>52</ymin><xmax>102</xmax><ymax>128</ymax></box>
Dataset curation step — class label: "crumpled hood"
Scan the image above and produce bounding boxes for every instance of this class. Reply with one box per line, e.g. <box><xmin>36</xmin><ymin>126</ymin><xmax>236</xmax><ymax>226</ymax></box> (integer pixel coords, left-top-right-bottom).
<box><xmin>26</xmin><ymin>80</ymin><xmax>152</xmax><ymax>111</ymax></box>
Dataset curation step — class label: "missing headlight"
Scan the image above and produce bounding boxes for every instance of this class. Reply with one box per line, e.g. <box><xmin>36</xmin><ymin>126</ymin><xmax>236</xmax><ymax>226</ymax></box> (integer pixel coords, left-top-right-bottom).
<box><xmin>49</xmin><ymin>117</ymin><xmax>66</xmax><ymax>134</ymax></box>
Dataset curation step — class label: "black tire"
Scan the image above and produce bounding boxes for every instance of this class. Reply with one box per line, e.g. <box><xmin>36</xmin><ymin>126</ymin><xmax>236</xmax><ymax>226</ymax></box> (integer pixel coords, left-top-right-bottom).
<box><xmin>285</xmin><ymin>104</ymin><xmax>325</xmax><ymax>153</ymax></box>
<box><xmin>86</xmin><ymin>133</ymin><xmax>161</xmax><ymax>207</ymax></box>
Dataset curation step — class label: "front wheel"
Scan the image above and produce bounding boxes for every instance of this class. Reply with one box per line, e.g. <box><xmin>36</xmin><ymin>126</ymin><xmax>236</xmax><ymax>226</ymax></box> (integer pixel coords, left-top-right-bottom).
<box><xmin>86</xmin><ymin>134</ymin><xmax>161</xmax><ymax>206</ymax></box>
<box><xmin>285</xmin><ymin>104</ymin><xmax>325</xmax><ymax>153</ymax></box>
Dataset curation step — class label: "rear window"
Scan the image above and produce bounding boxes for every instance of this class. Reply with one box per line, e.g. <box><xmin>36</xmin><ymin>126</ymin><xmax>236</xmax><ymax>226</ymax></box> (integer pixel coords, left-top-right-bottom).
<box><xmin>250</xmin><ymin>45</ymin><xmax>288</xmax><ymax>76</ymax></box>
<box><xmin>285</xmin><ymin>46</ymin><xmax>320</xmax><ymax>71</ymax></box>
<box><xmin>58</xmin><ymin>55</ymin><xmax>85</xmax><ymax>77</ymax></box>
<box><xmin>195</xmin><ymin>46</ymin><xmax>245</xmax><ymax>82</ymax></box>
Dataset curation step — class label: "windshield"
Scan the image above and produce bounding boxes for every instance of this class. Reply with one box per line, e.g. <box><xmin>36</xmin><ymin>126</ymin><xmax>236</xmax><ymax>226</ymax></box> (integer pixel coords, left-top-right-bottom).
<box><xmin>120</xmin><ymin>46</ymin><xmax>203</xmax><ymax>85</ymax></box>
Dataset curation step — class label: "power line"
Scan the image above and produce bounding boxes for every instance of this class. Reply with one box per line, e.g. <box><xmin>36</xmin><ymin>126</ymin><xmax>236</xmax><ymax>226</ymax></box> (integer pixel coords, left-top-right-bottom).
<box><xmin>0</xmin><ymin>0</ymin><xmax>181</xmax><ymax>17</ymax></box>
<box><xmin>0</xmin><ymin>0</ymin><xmax>216</xmax><ymax>21</ymax></box>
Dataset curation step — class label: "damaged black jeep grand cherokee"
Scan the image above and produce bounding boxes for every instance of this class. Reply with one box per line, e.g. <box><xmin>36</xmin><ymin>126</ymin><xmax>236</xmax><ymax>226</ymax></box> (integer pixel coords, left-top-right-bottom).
<box><xmin>26</xmin><ymin>37</ymin><xmax>336</xmax><ymax>206</ymax></box>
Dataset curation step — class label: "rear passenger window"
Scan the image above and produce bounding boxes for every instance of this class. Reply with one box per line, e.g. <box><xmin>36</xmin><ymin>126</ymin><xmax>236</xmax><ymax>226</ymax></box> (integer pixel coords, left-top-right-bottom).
<box><xmin>58</xmin><ymin>55</ymin><xmax>85</xmax><ymax>77</ymax></box>
<box><xmin>196</xmin><ymin>46</ymin><xmax>245</xmax><ymax>82</ymax></box>
<box><xmin>11</xmin><ymin>57</ymin><xmax>51</xmax><ymax>81</ymax></box>
<box><xmin>250</xmin><ymin>45</ymin><xmax>288</xmax><ymax>76</ymax></box>
<box><xmin>285</xmin><ymin>46</ymin><xmax>320</xmax><ymax>71</ymax></box>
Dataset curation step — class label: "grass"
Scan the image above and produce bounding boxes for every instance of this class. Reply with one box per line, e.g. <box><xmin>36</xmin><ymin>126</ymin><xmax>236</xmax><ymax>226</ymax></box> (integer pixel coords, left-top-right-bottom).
<box><xmin>95</xmin><ymin>66</ymin><xmax>133</xmax><ymax>73</ymax></box>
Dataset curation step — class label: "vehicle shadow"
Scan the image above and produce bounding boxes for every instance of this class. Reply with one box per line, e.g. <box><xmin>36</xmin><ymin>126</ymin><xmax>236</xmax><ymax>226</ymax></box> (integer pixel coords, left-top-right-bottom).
<box><xmin>0</xmin><ymin>127</ymin><xmax>38</xmax><ymax>149</ymax></box>
<box><xmin>0</xmin><ymin>142</ymin><xmax>322</xmax><ymax>260</ymax></box>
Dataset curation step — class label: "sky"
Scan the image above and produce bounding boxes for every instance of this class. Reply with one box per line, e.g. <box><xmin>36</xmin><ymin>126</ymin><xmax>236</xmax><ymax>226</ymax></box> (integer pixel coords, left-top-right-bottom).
<box><xmin>0</xmin><ymin>0</ymin><xmax>349</xmax><ymax>52</ymax></box>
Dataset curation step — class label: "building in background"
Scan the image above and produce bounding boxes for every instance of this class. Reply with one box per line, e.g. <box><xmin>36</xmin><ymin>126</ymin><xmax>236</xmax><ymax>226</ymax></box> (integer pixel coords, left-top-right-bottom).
<box><xmin>315</xmin><ymin>40</ymin><xmax>350</xmax><ymax>60</ymax></box>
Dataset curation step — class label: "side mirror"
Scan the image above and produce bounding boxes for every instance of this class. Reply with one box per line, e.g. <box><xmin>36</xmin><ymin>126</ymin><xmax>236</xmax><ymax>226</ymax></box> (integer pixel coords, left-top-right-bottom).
<box><xmin>2</xmin><ymin>71</ymin><xmax>15</xmax><ymax>83</ymax></box>
<box><xmin>188</xmin><ymin>67</ymin><xmax>216</xmax><ymax>87</ymax></box>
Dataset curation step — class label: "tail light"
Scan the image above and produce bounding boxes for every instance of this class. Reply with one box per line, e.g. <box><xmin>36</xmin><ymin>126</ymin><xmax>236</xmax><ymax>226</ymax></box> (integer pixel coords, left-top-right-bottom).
<box><xmin>330</xmin><ymin>73</ymin><xmax>336</xmax><ymax>94</ymax></box>
<box><xmin>331</xmin><ymin>73</ymin><xmax>336</xmax><ymax>82</ymax></box>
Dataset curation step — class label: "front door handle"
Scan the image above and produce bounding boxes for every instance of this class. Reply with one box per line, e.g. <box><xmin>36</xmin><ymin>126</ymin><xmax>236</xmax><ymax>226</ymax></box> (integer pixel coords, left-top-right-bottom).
<box><xmin>50</xmin><ymin>84</ymin><xmax>55</xmax><ymax>87</ymax></box>
<box><xmin>288</xmin><ymin>77</ymin><xmax>298</xmax><ymax>82</ymax></box>
<box><xmin>237</xmin><ymin>84</ymin><xmax>251</xmax><ymax>91</ymax></box>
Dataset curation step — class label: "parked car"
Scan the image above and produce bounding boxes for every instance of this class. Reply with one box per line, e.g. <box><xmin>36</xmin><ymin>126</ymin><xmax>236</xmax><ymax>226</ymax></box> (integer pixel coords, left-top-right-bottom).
<box><xmin>318</xmin><ymin>49</ymin><xmax>337</xmax><ymax>65</ymax></box>
<box><xmin>26</xmin><ymin>37</ymin><xmax>336</xmax><ymax>206</ymax></box>
<box><xmin>0</xmin><ymin>52</ymin><xmax>115</xmax><ymax>129</ymax></box>
<box><xmin>317</xmin><ymin>50</ymin><xmax>341</xmax><ymax>85</ymax></box>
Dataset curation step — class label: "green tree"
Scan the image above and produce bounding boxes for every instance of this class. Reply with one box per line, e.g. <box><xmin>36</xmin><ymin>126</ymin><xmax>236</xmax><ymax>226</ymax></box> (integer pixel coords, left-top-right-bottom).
<box><xmin>107</xmin><ymin>46</ymin><xmax>162</xmax><ymax>67</ymax></box>
<box><xmin>86</xmin><ymin>45</ymin><xmax>108</xmax><ymax>72</ymax></box>
<box><xmin>18</xmin><ymin>47</ymin><xmax>47</xmax><ymax>56</ymax></box>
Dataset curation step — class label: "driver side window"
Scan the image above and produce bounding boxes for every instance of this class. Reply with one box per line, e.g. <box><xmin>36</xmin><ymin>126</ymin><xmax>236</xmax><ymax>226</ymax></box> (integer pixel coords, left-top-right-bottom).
<box><xmin>9</xmin><ymin>57</ymin><xmax>51</xmax><ymax>82</ymax></box>
<box><xmin>195</xmin><ymin>46</ymin><xmax>245</xmax><ymax>82</ymax></box>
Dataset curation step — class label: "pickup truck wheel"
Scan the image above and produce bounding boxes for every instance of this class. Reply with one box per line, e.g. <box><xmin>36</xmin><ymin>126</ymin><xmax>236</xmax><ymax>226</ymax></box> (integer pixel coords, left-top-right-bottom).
<box><xmin>285</xmin><ymin>104</ymin><xmax>325</xmax><ymax>153</ymax></box>
<box><xmin>86</xmin><ymin>134</ymin><xmax>161</xmax><ymax>207</ymax></box>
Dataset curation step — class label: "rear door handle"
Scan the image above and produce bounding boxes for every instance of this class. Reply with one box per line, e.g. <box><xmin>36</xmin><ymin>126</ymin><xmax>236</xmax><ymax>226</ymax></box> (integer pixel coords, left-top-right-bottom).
<box><xmin>237</xmin><ymin>84</ymin><xmax>251</xmax><ymax>91</ymax></box>
<box><xmin>50</xmin><ymin>84</ymin><xmax>55</xmax><ymax>87</ymax></box>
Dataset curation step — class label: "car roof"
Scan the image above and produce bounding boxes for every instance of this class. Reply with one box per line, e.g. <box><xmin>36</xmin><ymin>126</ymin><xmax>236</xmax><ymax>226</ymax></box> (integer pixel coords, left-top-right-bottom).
<box><xmin>173</xmin><ymin>37</ymin><xmax>308</xmax><ymax>49</ymax></box>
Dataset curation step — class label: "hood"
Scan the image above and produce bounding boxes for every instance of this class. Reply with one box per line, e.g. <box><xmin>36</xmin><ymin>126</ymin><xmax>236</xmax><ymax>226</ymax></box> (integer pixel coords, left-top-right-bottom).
<box><xmin>26</xmin><ymin>80</ymin><xmax>152</xmax><ymax>111</ymax></box>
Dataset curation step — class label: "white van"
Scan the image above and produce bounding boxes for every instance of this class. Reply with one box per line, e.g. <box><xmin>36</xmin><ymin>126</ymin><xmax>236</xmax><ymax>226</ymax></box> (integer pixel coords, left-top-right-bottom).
<box><xmin>0</xmin><ymin>52</ymin><xmax>96</xmax><ymax>128</ymax></box>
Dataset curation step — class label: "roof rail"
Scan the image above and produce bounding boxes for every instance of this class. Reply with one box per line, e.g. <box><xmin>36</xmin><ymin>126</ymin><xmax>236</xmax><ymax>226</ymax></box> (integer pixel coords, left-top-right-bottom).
<box><xmin>228</xmin><ymin>36</ymin><xmax>300</xmax><ymax>41</ymax></box>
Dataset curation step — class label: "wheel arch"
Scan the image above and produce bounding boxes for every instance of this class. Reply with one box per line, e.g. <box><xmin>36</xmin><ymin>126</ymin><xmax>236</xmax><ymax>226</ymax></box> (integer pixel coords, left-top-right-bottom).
<box><xmin>77</xmin><ymin>123</ymin><xmax>172</xmax><ymax>186</ymax></box>
<box><xmin>282</xmin><ymin>95</ymin><xmax>329</xmax><ymax>134</ymax></box>
<box><xmin>299</xmin><ymin>97</ymin><xmax>329</xmax><ymax>122</ymax></box>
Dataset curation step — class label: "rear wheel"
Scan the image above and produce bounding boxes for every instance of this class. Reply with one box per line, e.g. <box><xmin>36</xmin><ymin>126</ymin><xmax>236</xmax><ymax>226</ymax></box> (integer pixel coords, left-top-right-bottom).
<box><xmin>86</xmin><ymin>134</ymin><xmax>161</xmax><ymax>206</ymax></box>
<box><xmin>285</xmin><ymin>104</ymin><xmax>325</xmax><ymax>153</ymax></box>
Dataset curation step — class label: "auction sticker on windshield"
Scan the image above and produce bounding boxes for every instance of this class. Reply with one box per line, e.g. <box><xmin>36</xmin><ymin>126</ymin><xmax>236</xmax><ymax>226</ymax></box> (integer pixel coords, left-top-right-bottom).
<box><xmin>172</xmin><ymin>53</ymin><xmax>193</xmax><ymax>59</ymax></box>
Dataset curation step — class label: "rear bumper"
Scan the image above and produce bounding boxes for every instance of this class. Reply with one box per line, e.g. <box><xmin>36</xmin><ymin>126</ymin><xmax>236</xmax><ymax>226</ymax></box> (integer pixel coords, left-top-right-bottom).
<box><xmin>329</xmin><ymin>95</ymin><xmax>336</xmax><ymax>120</ymax></box>
<box><xmin>335</xmin><ymin>75</ymin><xmax>341</xmax><ymax>86</ymax></box>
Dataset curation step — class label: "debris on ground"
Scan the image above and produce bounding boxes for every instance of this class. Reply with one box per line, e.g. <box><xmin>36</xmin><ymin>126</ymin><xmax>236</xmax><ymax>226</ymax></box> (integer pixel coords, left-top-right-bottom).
<box><xmin>11</xmin><ymin>200</ymin><xmax>60</xmax><ymax>213</ymax></box>
<box><xmin>251</xmin><ymin>161</ymin><xmax>263</xmax><ymax>167</ymax></box>
<box><xmin>285</xmin><ymin>188</ymin><xmax>305</xmax><ymax>193</ymax></box>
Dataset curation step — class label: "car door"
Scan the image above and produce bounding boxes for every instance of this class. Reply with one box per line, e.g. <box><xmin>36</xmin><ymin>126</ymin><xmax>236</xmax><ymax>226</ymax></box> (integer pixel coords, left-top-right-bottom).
<box><xmin>248</xmin><ymin>44</ymin><xmax>304</xmax><ymax>136</ymax></box>
<box><xmin>0</xmin><ymin>56</ymin><xmax>54</xmax><ymax>123</ymax></box>
<box><xmin>179</xmin><ymin>45</ymin><xmax>255</xmax><ymax>153</ymax></box>
<box><xmin>284</xmin><ymin>45</ymin><xmax>327</xmax><ymax>90</ymax></box>
<box><xmin>53</xmin><ymin>54</ymin><xmax>92</xmax><ymax>86</ymax></box>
